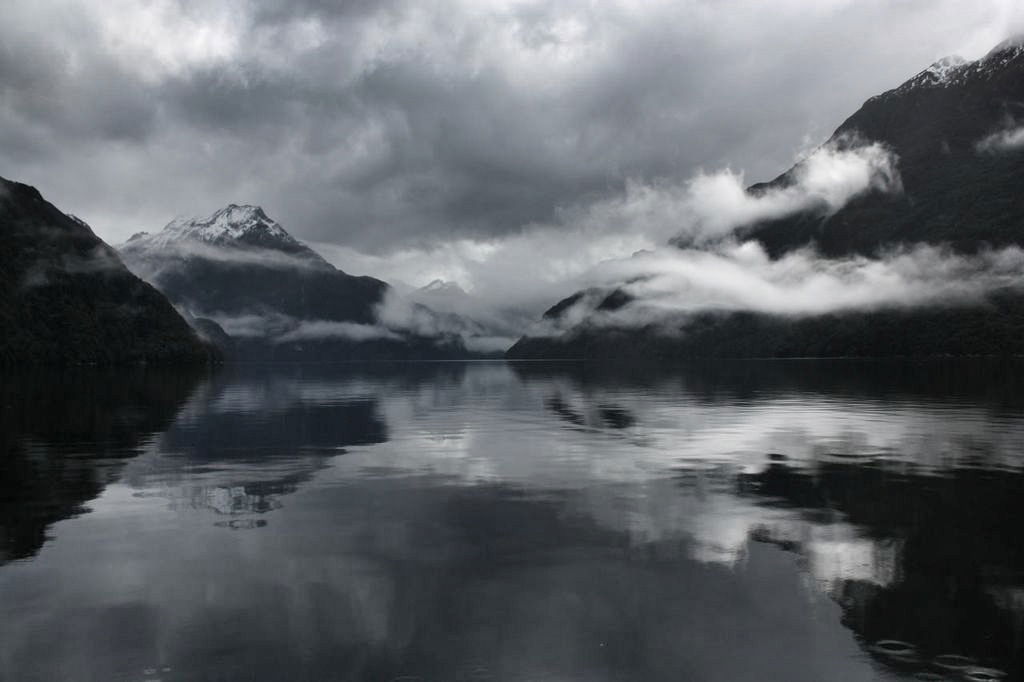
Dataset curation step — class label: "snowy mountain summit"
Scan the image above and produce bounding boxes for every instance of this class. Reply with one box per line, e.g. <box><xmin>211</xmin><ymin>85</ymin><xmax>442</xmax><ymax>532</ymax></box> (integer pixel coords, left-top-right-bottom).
<box><xmin>891</xmin><ymin>34</ymin><xmax>1024</xmax><ymax>96</ymax></box>
<box><xmin>904</xmin><ymin>55</ymin><xmax>969</xmax><ymax>89</ymax></box>
<box><xmin>124</xmin><ymin>204</ymin><xmax>325</xmax><ymax>263</ymax></box>
<box><xmin>165</xmin><ymin>204</ymin><xmax>294</xmax><ymax>245</ymax></box>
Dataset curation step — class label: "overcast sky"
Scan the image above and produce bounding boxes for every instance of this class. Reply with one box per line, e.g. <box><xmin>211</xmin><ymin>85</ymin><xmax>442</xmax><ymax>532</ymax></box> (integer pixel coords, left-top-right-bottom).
<box><xmin>2</xmin><ymin>0</ymin><xmax>1023</xmax><ymax>273</ymax></box>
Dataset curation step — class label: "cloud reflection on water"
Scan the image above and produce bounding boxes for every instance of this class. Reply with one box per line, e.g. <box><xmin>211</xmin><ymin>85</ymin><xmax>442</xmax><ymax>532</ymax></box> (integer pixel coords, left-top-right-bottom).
<box><xmin>1</xmin><ymin>360</ymin><xmax>1023</xmax><ymax>680</ymax></box>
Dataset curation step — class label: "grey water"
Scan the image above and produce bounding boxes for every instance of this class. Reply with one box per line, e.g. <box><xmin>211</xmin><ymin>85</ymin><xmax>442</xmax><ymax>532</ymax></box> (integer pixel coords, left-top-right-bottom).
<box><xmin>2</xmin><ymin>360</ymin><xmax>1024</xmax><ymax>682</ymax></box>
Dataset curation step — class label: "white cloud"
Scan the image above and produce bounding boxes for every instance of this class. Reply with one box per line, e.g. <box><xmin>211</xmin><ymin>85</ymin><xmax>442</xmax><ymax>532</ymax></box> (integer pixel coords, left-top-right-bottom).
<box><xmin>209</xmin><ymin>312</ymin><xmax>290</xmax><ymax>338</ymax></box>
<box><xmin>660</xmin><ymin>138</ymin><xmax>902</xmax><ymax>245</ymax></box>
<box><xmin>531</xmin><ymin>241</ymin><xmax>1024</xmax><ymax>335</ymax></box>
<box><xmin>977</xmin><ymin>125</ymin><xmax>1024</xmax><ymax>153</ymax></box>
<box><xmin>207</xmin><ymin>311</ymin><xmax>403</xmax><ymax>344</ymax></box>
<box><xmin>274</xmin><ymin>320</ymin><xmax>401</xmax><ymax>344</ymax></box>
<box><xmin>327</xmin><ymin>139</ymin><xmax>904</xmax><ymax>335</ymax></box>
<box><xmin>94</xmin><ymin>0</ymin><xmax>246</xmax><ymax>81</ymax></box>
<box><xmin>6</xmin><ymin>0</ymin><xmax>1021</xmax><ymax>249</ymax></box>
<box><xmin>121</xmin><ymin>238</ymin><xmax>327</xmax><ymax>286</ymax></box>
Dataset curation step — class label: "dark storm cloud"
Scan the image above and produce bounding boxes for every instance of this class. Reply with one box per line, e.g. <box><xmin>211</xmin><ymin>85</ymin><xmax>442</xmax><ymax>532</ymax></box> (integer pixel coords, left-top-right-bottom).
<box><xmin>0</xmin><ymin>38</ymin><xmax>149</xmax><ymax>146</ymax></box>
<box><xmin>249</xmin><ymin>0</ymin><xmax>402</xmax><ymax>24</ymax></box>
<box><xmin>1</xmin><ymin>0</ymin><xmax>1022</xmax><ymax>252</ymax></box>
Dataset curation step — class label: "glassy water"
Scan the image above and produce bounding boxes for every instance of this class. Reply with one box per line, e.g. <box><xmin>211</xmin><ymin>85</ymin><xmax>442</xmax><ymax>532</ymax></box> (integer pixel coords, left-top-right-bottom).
<box><xmin>2</xmin><ymin>360</ymin><xmax>1024</xmax><ymax>682</ymax></box>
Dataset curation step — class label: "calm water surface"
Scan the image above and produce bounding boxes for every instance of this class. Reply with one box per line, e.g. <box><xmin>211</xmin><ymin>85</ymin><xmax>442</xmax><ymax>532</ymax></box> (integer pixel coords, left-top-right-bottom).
<box><xmin>2</xmin><ymin>360</ymin><xmax>1024</xmax><ymax>681</ymax></box>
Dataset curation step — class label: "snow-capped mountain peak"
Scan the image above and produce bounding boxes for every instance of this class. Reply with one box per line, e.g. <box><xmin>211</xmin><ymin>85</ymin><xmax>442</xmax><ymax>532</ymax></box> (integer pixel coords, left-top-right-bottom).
<box><xmin>121</xmin><ymin>204</ymin><xmax>329</xmax><ymax>265</ymax></box>
<box><xmin>159</xmin><ymin>204</ymin><xmax>298</xmax><ymax>247</ymax></box>
<box><xmin>920</xmin><ymin>55</ymin><xmax>967</xmax><ymax>83</ymax></box>
<box><xmin>885</xmin><ymin>35</ymin><xmax>1024</xmax><ymax>98</ymax></box>
<box><xmin>894</xmin><ymin>55</ymin><xmax>968</xmax><ymax>94</ymax></box>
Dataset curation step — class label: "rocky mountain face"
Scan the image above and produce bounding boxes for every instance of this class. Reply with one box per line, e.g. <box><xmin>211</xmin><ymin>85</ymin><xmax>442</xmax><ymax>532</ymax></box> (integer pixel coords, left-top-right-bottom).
<box><xmin>119</xmin><ymin>206</ymin><xmax>477</xmax><ymax>359</ymax></box>
<box><xmin>509</xmin><ymin>38</ymin><xmax>1024</xmax><ymax>360</ymax></box>
<box><xmin>0</xmin><ymin>175</ymin><xmax>216</xmax><ymax>365</ymax></box>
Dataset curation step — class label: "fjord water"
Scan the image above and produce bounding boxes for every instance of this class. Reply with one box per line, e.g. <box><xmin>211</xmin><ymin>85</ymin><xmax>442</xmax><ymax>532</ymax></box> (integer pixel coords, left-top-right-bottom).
<box><xmin>2</xmin><ymin>362</ymin><xmax>1023</xmax><ymax>681</ymax></box>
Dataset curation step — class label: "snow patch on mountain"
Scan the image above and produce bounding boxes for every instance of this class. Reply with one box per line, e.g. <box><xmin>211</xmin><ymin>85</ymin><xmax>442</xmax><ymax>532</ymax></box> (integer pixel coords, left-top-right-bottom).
<box><xmin>893</xmin><ymin>56</ymin><xmax>968</xmax><ymax>94</ymax></box>
<box><xmin>120</xmin><ymin>203</ymin><xmax>331</xmax><ymax>269</ymax></box>
<box><xmin>921</xmin><ymin>55</ymin><xmax>965</xmax><ymax>83</ymax></box>
<box><xmin>66</xmin><ymin>214</ymin><xmax>94</xmax><ymax>232</ymax></box>
<box><xmin>123</xmin><ymin>204</ymin><xmax>312</xmax><ymax>254</ymax></box>
<box><xmin>883</xmin><ymin>35</ymin><xmax>1024</xmax><ymax>98</ymax></box>
<box><xmin>145</xmin><ymin>205</ymin><xmax>297</xmax><ymax>247</ymax></box>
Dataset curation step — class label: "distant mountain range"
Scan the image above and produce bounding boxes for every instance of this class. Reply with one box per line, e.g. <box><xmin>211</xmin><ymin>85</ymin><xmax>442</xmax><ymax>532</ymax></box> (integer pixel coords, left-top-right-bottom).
<box><xmin>0</xmin><ymin>176</ymin><xmax>216</xmax><ymax>365</ymax></box>
<box><xmin>5</xmin><ymin>37</ymin><xmax>1024</xmax><ymax>364</ymax></box>
<box><xmin>509</xmin><ymin>37</ymin><xmax>1024</xmax><ymax>360</ymax></box>
<box><xmin>0</xmin><ymin>182</ymin><xmax>491</xmax><ymax>363</ymax></box>
<box><xmin>119</xmin><ymin>205</ymin><xmax>488</xmax><ymax>360</ymax></box>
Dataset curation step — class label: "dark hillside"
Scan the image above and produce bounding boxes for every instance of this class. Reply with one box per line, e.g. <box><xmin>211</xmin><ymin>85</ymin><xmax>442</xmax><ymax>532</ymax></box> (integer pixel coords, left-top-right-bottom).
<box><xmin>0</xmin><ymin>176</ymin><xmax>216</xmax><ymax>364</ymax></box>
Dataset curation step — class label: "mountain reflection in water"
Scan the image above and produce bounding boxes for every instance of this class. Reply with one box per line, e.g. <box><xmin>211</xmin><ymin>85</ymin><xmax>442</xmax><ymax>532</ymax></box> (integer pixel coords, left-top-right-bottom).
<box><xmin>1</xmin><ymin>360</ymin><xmax>1023</xmax><ymax>681</ymax></box>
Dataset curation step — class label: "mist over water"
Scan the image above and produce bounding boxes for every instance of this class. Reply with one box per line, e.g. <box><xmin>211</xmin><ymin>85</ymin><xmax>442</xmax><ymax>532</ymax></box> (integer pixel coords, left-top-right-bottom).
<box><xmin>2</xmin><ymin>361</ymin><xmax>1024</xmax><ymax>680</ymax></box>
